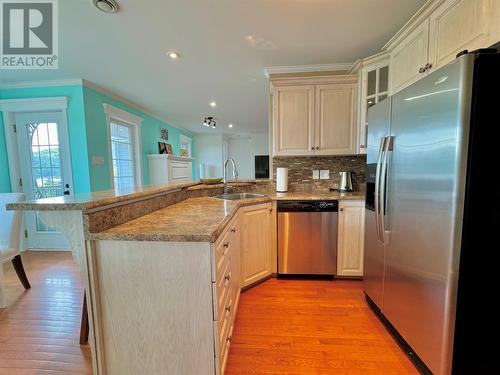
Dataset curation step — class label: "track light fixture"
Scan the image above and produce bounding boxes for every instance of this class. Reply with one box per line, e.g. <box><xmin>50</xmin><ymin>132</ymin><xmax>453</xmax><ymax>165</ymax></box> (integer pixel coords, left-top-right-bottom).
<box><xmin>203</xmin><ymin>116</ymin><xmax>216</xmax><ymax>128</ymax></box>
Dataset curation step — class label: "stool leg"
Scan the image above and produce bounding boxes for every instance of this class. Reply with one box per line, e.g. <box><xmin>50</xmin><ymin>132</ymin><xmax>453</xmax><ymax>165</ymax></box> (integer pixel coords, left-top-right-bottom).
<box><xmin>11</xmin><ymin>255</ymin><xmax>31</xmax><ymax>290</ymax></box>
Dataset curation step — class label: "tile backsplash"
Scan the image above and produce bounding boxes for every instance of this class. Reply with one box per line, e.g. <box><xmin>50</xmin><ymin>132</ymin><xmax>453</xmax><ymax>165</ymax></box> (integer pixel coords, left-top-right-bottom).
<box><xmin>273</xmin><ymin>155</ymin><xmax>366</xmax><ymax>192</ymax></box>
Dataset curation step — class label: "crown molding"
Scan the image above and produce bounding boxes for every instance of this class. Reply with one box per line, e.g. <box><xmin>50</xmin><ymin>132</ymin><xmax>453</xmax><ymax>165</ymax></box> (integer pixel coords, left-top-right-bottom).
<box><xmin>0</xmin><ymin>79</ymin><xmax>83</xmax><ymax>89</ymax></box>
<box><xmin>264</xmin><ymin>63</ymin><xmax>353</xmax><ymax>78</ymax></box>
<box><xmin>82</xmin><ymin>80</ymin><xmax>193</xmax><ymax>136</ymax></box>
<box><xmin>382</xmin><ymin>0</ymin><xmax>445</xmax><ymax>51</ymax></box>
<box><xmin>0</xmin><ymin>96</ymin><xmax>68</xmax><ymax>112</ymax></box>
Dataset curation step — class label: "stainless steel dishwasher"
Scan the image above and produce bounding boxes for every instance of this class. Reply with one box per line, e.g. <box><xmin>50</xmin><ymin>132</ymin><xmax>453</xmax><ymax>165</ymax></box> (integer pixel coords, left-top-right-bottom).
<box><xmin>277</xmin><ymin>200</ymin><xmax>338</xmax><ymax>276</ymax></box>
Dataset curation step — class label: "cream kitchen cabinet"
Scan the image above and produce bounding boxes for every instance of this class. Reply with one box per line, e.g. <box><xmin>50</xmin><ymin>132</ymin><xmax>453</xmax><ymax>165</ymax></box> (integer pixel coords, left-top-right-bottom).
<box><xmin>390</xmin><ymin>20</ymin><xmax>431</xmax><ymax>95</ymax></box>
<box><xmin>428</xmin><ymin>0</ymin><xmax>499</xmax><ymax>71</ymax></box>
<box><xmin>240</xmin><ymin>202</ymin><xmax>273</xmax><ymax>287</ymax></box>
<box><xmin>271</xmin><ymin>75</ymin><xmax>358</xmax><ymax>156</ymax></box>
<box><xmin>272</xmin><ymin>85</ymin><xmax>315</xmax><ymax>156</ymax></box>
<box><xmin>389</xmin><ymin>0</ymin><xmax>500</xmax><ymax>95</ymax></box>
<box><xmin>337</xmin><ymin>200</ymin><xmax>365</xmax><ymax>277</ymax></box>
<box><xmin>315</xmin><ymin>83</ymin><xmax>357</xmax><ymax>155</ymax></box>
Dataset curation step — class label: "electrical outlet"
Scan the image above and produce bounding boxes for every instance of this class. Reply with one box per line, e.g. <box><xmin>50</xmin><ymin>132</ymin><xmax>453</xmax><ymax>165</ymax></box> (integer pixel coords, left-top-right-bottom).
<box><xmin>320</xmin><ymin>170</ymin><xmax>330</xmax><ymax>179</ymax></box>
<box><xmin>312</xmin><ymin>170</ymin><xmax>320</xmax><ymax>180</ymax></box>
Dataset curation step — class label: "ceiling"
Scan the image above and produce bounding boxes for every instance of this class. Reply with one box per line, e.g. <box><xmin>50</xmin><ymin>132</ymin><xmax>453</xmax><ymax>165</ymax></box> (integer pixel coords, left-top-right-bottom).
<box><xmin>0</xmin><ymin>0</ymin><xmax>427</xmax><ymax>134</ymax></box>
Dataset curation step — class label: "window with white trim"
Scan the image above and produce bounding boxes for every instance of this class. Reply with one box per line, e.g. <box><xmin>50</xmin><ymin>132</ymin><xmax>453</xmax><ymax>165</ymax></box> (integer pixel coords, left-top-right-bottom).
<box><xmin>179</xmin><ymin>134</ymin><xmax>192</xmax><ymax>158</ymax></box>
<box><xmin>103</xmin><ymin>104</ymin><xmax>143</xmax><ymax>193</ymax></box>
<box><xmin>110</xmin><ymin>120</ymin><xmax>136</xmax><ymax>192</ymax></box>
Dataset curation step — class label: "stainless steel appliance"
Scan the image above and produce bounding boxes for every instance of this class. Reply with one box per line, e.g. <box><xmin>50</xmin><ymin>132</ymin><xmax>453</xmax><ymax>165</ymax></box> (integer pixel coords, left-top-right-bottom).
<box><xmin>338</xmin><ymin>171</ymin><xmax>355</xmax><ymax>192</ymax></box>
<box><xmin>277</xmin><ymin>201</ymin><xmax>338</xmax><ymax>275</ymax></box>
<box><xmin>364</xmin><ymin>49</ymin><xmax>500</xmax><ymax>375</ymax></box>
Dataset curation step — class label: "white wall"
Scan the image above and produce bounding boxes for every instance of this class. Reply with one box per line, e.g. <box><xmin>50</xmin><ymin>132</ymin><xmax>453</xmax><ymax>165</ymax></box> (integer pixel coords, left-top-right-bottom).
<box><xmin>226</xmin><ymin>132</ymin><xmax>269</xmax><ymax>179</ymax></box>
<box><xmin>193</xmin><ymin>134</ymin><xmax>224</xmax><ymax>178</ymax></box>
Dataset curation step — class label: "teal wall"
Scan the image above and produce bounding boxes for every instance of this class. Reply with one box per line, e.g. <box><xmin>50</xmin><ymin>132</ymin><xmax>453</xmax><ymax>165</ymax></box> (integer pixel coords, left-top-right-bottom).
<box><xmin>0</xmin><ymin>83</ymin><xmax>193</xmax><ymax>194</ymax></box>
<box><xmin>0</xmin><ymin>85</ymin><xmax>91</xmax><ymax>194</ymax></box>
<box><xmin>83</xmin><ymin>86</ymin><xmax>194</xmax><ymax>191</ymax></box>
<box><xmin>0</xmin><ymin>114</ymin><xmax>11</xmax><ymax>192</ymax></box>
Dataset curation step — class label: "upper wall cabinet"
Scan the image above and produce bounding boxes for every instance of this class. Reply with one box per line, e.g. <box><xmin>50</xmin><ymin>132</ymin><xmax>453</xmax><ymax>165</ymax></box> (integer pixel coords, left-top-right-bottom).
<box><xmin>315</xmin><ymin>83</ymin><xmax>357</xmax><ymax>155</ymax></box>
<box><xmin>272</xmin><ymin>85</ymin><xmax>315</xmax><ymax>155</ymax></box>
<box><xmin>271</xmin><ymin>75</ymin><xmax>358</xmax><ymax>157</ymax></box>
<box><xmin>390</xmin><ymin>20</ymin><xmax>430</xmax><ymax>95</ymax></box>
<box><xmin>428</xmin><ymin>0</ymin><xmax>497</xmax><ymax>70</ymax></box>
<box><xmin>388</xmin><ymin>0</ymin><xmax>500</xmax><ymax>95</ymax></box>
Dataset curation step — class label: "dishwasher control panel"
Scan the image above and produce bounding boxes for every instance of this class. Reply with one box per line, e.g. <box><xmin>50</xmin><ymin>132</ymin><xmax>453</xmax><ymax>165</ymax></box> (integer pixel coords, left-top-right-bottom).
<box><xmin>277</xmin><ymin>200</ymin><xmax>338</xmax><ymax>212</ymax></box>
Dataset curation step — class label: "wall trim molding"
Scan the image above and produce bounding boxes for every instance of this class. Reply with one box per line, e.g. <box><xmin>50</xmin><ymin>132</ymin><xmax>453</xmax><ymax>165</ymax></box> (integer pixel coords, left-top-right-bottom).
<box><xmin>103</xmin><ymin>103</ymin><xmax>144</xmax><ymax>126</ymax></box>
<box><xmin>264</xmin><ymin>63</ymin><xmax>353</xmax><ymax>77</ymax></box>
<box><xmin>0</xmin><ymin>78</ymin><xmax>193</xmax><ymax>136</ymax></box>
<box><xmin>0</xmin><ymin>79</ymin><xmax>83</xmax><ymax>89</ymax></box>
<box><xmin>82</xmin><ymin>80</ymin><xmax>193</xmax><ymax>136</ymax></box>
<box><xmin>0</xmin><ymin>96</ymin><xmax>68</xmax><ymax>112</ymax></box>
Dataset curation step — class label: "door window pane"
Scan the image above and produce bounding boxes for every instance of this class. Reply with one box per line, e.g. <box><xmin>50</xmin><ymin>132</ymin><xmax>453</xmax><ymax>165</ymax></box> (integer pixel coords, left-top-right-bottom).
<box><xmin>110</xmin><ymin>122</ymin><xmax>136</xmax><ymax>193</ymax></box>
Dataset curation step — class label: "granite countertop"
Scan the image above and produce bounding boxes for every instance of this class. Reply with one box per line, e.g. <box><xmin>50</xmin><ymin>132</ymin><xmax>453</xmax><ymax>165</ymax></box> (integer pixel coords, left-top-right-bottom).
<box><xmin>88</xmin><ymin>190</ymin><xmax>365</xmax><ymax>242</ymax></box>
<box><xmin>87</xmin><ymin>196</ymin><xmax>271</xmax><ymax>242</ymax></box>
<box><xmin>6</xmin><ymin>181</ymin><xmax>201</xmax><ymax>212</ymax></box>
<box><xmin>6</xmin><ymin>179</ymin><xmax>272</xmax><ymax>212</ymax></box>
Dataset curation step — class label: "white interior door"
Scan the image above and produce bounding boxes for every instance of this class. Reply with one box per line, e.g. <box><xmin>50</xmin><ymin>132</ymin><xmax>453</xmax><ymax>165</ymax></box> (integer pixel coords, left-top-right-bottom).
<box><xmin>15</xmin><ymin>111</ymin><xmax>72</xmax><ymax>249</ymax></box>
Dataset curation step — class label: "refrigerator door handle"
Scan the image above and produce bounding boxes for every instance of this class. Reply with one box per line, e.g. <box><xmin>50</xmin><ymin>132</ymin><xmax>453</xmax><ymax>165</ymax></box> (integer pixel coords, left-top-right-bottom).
<box><xmin>380</xmin><ymin>136</ymin><xmax>394</xmax><ymax>245</ymax></box>
<box><xmin>374</xmin><ymin>137</ymin><xmax>386</xmax><ymax>242</ymax></box>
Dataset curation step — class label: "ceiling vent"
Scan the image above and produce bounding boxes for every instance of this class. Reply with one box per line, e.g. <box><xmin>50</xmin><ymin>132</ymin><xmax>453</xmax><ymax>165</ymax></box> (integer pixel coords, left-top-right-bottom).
<box><xmin>91</xmin><ymin>0</ymin><xmax>119</xmax><ymax>13</ymax></box>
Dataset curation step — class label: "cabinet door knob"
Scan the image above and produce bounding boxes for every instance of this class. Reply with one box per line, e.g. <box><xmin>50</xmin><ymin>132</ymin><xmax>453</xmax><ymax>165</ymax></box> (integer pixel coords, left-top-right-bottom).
<box><xmin>311</xmin><ymin>146</ymin><xmax>315</xmax><ymax>150</ymax></box>
<box><xmin>231</xmin><ymin>228</ymin><xmax>236</xmax><ymax>233</ymax></box>
<box><xmin>269</xmin><ymin>207</ymin><xmax>273</xmax><ymax>213</ymax></box>
<box><xmin>419</xmin><ymin>67</ymin><xmax>425</xmax><ymax>73</ymax></box>
<box><xmin>425</xmin><ymin>63</ymin><xmax>433</xmax><ymax>71</ymax></box>
<box><xmin>225</xmin><ymin>273</ymin><xmax>231</xmax><ymax>281</ymax></box>
<box><xmin>225</xmin><ymin>304</ymin><xmax>232</xmax><ymax>312</ymax></box>
<box><xmin>340</xmin><ymin>208</ymin><xmax>344</xmax><ymax>211</ymax></box>
<box><xmin>223</xmin><ymin>242</ymin><xmax>229</xmax><ymax>248</ymax></box>
<box><xmin>316</xmin><ymin>146</ymin><xmax>320</xmax><ymax>150</ymax></box>
<box><xmin>226</xmin><ymin>335</ymin><xmax>232</xmax><ymax>343</ymax></box>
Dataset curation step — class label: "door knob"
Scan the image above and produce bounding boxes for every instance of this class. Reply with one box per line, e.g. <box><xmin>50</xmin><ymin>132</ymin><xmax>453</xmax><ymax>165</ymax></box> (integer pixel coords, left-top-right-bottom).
<box><xmin>63</xmin><ymin>184</ymin><xmax>70</xmax><ymax>195</ymax></box>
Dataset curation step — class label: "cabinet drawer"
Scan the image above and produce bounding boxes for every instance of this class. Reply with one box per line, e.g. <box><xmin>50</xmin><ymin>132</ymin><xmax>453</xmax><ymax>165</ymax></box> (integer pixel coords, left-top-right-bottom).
<box><xmin>212</xmin><ymin>227</ymin><xmax>231</xmax><ymax>281</ymax></box>
<box><xmin>213</xmin><ymin>255</ymin><xmax>231</xmax><ymax>321</ymax></box>
<box><xmin>213</xmin><ymin>293</ymin><xmax>233</xmax><ymax>358</ymax></box>
<box><xmin>215</xmin><ymin>322</ymin><xmax>233</xmax><ymax>375</ymax></box>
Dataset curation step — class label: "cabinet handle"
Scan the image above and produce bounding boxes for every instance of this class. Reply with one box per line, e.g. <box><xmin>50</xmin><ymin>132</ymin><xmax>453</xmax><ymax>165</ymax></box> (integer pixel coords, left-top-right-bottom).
<box><xmin>225</xmin><ymin>273</ymin><xmax>231</xmax><ymax>281</ymax></box>
<box><xmin>419</xmin><ymin>67</ymin><xmax>425</xmax><ymax>73</ymax></box>
<box><xmin>425</xmin><ymin>63</ymin><xmax>433</xmax><ymax>71</ymax></box>
<box><xmin>225</xmin><ymin>304</ymin><xmax>232</xmax><ymax>312</ymax></box>
<box><xmin>223</xmin><ymin>242</ymin><xmax>229</xmax><ymax>248</ymax></box>
<box><xmin>231</xmin><ymin>228</ymin><xmax>236</xmax><ymax>233</ymax></box>
<box><xmin>311</xmin><ymin>146</ymin><xmax>315</xmax><ymax>150</ymax></box>
<box><xmin>269</xmin><ymin>207</ymin><xmax>273</xmax><ymax>213</ymax></box>
<box><xmin>226</xmin><ymin>335</ymin><xmax>232</xmax><ymax>343</ymax></box>
<box><xmin>340</xmin><ymin>208</ymin><xmax>344</xmax><ymax>211</ymax></box>
<box><xmin>316</xmin><ymin>146</ymin><xmax>320</xmax><ymax>150</ymax></box>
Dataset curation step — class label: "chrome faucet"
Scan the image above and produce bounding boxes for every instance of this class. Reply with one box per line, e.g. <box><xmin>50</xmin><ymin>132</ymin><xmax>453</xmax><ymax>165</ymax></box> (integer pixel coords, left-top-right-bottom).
<box><xmin>223</xmin><ymin>158</ymin><xmax>238</xmax><ymax>194</ymax></box>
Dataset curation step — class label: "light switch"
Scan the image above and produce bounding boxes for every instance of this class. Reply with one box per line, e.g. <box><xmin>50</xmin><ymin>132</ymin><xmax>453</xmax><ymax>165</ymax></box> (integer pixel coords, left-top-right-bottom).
<box><xmin>92</xmin><ymin>155</ymin><xmax>105</xmax><ymax>165</ymax></box>
<box><xmin>320</xmin><ymin>170</ymin><xmax>330</xmax><ymax>180</ymax></box>
<box><xmin>312</xmin><ymin>170</ymin><xmax>320</xmax><ymax>180</ymax></box>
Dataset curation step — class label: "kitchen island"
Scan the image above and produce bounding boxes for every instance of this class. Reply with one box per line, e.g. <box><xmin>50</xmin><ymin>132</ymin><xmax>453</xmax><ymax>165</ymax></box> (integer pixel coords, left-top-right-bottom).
<box><xmin>8</xmin><ymin>181</ymin><xmax>364</xmax><ymax>375</ymax></box>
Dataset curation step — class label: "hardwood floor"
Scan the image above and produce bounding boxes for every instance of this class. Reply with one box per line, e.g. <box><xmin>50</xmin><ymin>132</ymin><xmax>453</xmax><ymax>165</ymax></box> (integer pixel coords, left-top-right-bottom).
<box><xmin>0</xmin><ymin>251</ymin><xmax>92</xmax><ymax>375</ymax></box>
<box><xmin>226</xmin><ymin>278</ymin><xmax>419</xmax><ymax>375</ymax></box>
<box><xmin>1</xmin><ymin>253</ymin><xmax>417</xmax><ymax>375</ymax></box>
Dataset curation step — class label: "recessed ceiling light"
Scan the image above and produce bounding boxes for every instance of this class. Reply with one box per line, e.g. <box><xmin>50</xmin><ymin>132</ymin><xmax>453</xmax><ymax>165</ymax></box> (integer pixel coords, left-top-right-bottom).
<box><xmin>228</xmin><ymin>124</ymin><xmax>233</xmax><ymax>128</ymax></box>
<box><xmin>209</xmin><ymin>101</ymin><xmax>217</xmax><ymax>108</ymax></box>
<box><xmin>91</xmin><ymin>0</ymin><xmax>119</xmax><ymax>13</ymax></box>
<box><xmin>167</xmin><ymin>51</ymin><xmax>180</xmax><ymax>59</ymax></box>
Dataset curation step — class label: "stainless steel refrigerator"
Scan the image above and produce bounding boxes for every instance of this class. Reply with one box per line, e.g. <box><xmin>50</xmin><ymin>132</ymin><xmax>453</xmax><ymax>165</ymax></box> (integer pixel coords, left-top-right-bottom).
<box><xmin>364</xmin><ymin>49</ymin><xmax>500</xmax><ymax>375</ymax></box>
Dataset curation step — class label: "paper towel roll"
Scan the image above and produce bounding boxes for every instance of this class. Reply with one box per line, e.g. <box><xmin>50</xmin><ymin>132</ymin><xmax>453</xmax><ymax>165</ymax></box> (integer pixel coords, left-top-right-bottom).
<box><xmin>276</xmin><ymin>167</ymin><xmax>288</xmax><ymax>192</ymax></box>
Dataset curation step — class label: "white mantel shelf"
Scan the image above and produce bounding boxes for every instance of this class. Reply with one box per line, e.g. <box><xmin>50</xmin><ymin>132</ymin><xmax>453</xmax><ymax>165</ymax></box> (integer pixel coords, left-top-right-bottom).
<box><xmin>147</xmin><ymin>154</ymin><xmax>196</xmax><ymax>161</ymax></box>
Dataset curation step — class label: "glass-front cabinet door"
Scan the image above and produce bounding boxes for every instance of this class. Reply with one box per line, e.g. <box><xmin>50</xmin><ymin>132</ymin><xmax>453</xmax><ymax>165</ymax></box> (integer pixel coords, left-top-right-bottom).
<box><xmin>359</xmin><ymin>61</ymin><xmax>390</xmax><ymax>154</ymax></box>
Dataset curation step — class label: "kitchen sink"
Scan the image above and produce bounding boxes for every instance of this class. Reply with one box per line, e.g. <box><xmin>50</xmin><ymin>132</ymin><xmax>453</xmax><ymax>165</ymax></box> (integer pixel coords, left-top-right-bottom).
<box><xmin>215</xmin><ymin>193</ymin><xmax>266</xmax><ymax>200</ymax></box>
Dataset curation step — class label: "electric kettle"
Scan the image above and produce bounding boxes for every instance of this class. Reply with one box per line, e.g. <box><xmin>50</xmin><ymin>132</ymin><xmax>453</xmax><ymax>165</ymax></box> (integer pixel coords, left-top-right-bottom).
<box><xmin>339</xmin><ymin>171</ymin><xmax>355</xmax><ymax>192</ymax></box>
